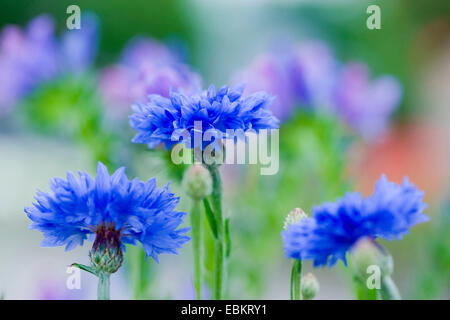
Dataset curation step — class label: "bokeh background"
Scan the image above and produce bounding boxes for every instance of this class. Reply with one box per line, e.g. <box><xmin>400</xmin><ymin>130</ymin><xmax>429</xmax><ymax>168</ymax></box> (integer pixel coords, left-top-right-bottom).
<box><xmin>0</xmin><ymin>0</ymin><xmax>449</xmax><ymax>299</ymax></box>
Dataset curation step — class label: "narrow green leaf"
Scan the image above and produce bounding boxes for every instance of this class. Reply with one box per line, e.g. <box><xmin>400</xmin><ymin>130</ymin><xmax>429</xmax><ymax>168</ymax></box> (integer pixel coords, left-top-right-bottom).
<box><xmin>225</xmin><ymin>217</ymin><xmax>231</xmax><ymax>258</ymax></box>
<box><xmin>203</xmin><ymin>198</ymin><xmax>218</xmax><ymax>239</ymax></box>
<box><xmin>71</xmin><ymin>263</ymin><xmax>97</xmax><ymax>276</ymax></box>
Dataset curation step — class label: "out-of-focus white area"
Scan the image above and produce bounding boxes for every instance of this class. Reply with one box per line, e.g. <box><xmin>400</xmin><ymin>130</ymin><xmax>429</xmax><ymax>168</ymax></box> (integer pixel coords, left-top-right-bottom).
<box><xmin>190</xmin><ymin>0</ymin><xmax>302</xmax><ymax>85</ymax></box>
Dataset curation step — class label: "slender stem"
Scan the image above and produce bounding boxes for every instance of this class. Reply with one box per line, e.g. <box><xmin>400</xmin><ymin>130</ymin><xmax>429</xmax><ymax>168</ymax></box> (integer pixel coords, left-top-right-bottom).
<box><xmin>129</xmin><ymin>246</ymin><xmax>153</xmax><ymax>299</ymax></box>
<box><xmin>380</xmin><ymin>276</ymin><xmax>401</xmax><ymax>300</ymax></box>
<box><xmin>206</xmin><ymin>165</ymin><xmax>225</xmax><ymax>300</ymax></box>
<box><xmin>214</xmin><ymin>233</ymin><xmax>224</xmax><ymax>300</ymax></box>
<box><xmin>191</xmin><ymin>199</ymin><xmax>203</xmax><ymax>299</ymax></box>
<box><xmin>354</xmin><ymin>278</ymin><xmax>377</xmax><ymax>300</ymax></box>
<box><xmin>290</xmin><ymin>259</ymin><xmax>302</xmax><ymax>300</ymax></box>
<box><xmin>290</xmin><ymin>262</ymin><xmax>295</xmax><ymax>300</ymax></box>
<box><xmin>97</xmin><ymin>272</ymin><xmax>110</xmax><ymax>300</ymax></box>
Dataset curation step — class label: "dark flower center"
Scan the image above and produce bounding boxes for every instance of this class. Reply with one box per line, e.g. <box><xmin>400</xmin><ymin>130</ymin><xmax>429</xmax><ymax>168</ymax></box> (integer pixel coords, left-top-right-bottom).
<box><xmin>89</xmin><ymin>223</ymin><xmax>123</xmax><ymax>274</ymax></box>
<box><xmin>92</xmin><ymin>223</ymin><xmax>122</xmax><ymax>252</ymax></box>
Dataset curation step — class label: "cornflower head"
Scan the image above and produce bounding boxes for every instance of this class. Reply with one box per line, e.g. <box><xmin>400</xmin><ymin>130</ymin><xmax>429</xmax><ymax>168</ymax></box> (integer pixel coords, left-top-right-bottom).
<box><xmin>282</xmin><ymin>174</ymin><xmax>428</xmax><ymax>267</ymax></box>
<box><xmin>25</xmin><ymin>162</ymin><xmax>190</xmax><ymax>270</ymax></box>
<box><xmin>99</xmin><ymin>38</ymin><xmax>202</xmax><ymax>111</ymax></box>
<box><xmin>129</xmin><ymin>84</ymin><xmax>279</xmax><ymax>152</ymax></box>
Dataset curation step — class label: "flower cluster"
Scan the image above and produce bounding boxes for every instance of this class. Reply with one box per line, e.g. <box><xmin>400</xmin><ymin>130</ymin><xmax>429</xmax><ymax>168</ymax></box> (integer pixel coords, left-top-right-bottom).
<box><xmin>0</xmin><ymin>13</ymin><xmax>99</xmax><ymax>114</ymax></box>
<box><xmin>234</xmin><ymin>42</ymin><xmax>402</xmax><ymax>139</ymax></box>
<box><xmin>25</xmin><ymin>162</ymin><xmax>190</xmax><ymax>262</ymax></box>
<box><xmin>282</xmin><ymin>175</ymin><xmax>428</xmax><ymax>267</ymax></box>
<box><xmin>99</xmin><ymin>38</ymin><xmax>202</xmax><ymax>111</ymax></box>
<box><xmin>129</xmin><ymin>84</ymin><xmax>279</xmax><ymax>150</ymax></box>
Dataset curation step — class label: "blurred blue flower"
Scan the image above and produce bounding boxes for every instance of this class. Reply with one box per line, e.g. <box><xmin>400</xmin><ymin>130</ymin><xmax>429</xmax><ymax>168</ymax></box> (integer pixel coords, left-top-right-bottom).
<box><xmin>0</xmin><ymin>13</ymin><xmax>99</xmax><ymax>114</ymax></box>
<box><xmin>233</xmin><ymin>52</ymin><xmax>298</xmax><ymax>121</ymax></box>
<box><xmin>234</xmin><ymin>41</ymin><xmax>402</xmax><ymax>139</ymax></box>
<box><xmin>61</xmin><ymin>13</ymin><xmax>100</xmax><ymax>73</ymax></box>
<box><xmin>282</xmin><ymin>174</ymin><xmax>429</xmax><ymax>267</ymax></box>
<box><xmin>233</xmin><ymin>42</ymin><xmax>337</xmax><ymax>122</ymax></box>
<box><xmin>129</xmin><ymin>84</ymin><xmax>279</xmax><ymax>150</ymax></box>
<box><xmin>99</xmin><ymin>38</ymin><xmax>202</xmax><ymax>112</ymax></box>
<box><xmin>0</xmin><ymin>15</ymin><xmax>58</xmax><ymax>113</ymax></box>
<box><xmin>289</xmin><ymin>42</ymin><xmax>338</xmax><ymax>111</ymax></box>
<box><xmin>25</xmin><ymin>162</ymin><xmax>190</xmax><ymax>262</ymax></box>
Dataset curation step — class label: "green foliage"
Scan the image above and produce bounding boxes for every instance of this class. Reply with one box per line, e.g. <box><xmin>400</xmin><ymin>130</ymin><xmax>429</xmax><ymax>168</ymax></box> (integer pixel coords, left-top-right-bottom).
<box><xmin>20</xmin><ymin>74</ymin><xmax>122</xmax><ymax>169</ymax></box>
<box><xmin>413</xmin><ymin>202</ymin><xmax>450</xmax><ymax>299</ymax></box>
<box><xmin>225</xmin><ymin>109</ymin><xmax>354</xmax><ymax>298</ymax></box>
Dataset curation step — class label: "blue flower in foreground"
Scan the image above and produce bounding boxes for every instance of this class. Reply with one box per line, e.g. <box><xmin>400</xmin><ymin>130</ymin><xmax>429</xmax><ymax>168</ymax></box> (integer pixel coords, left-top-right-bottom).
<box><xmin>129</xmin><ymin>84</ymin><xmax>279</xmax><ymax>150</ymax></box>
<box><xmin>282</xmin><ymin>175</ymin><xmax>429</xmax><ymax>267</ymax></box>
<box><xmin>25</xmin><ymin>162</ymin><xmax>190</xmax><ymax>263</ymax></box>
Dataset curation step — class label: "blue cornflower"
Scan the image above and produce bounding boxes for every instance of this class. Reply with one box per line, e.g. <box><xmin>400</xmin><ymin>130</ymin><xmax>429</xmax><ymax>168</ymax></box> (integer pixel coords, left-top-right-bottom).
<box><xmin>25</xmin><ymin>162</ymin><xmax>190</xmax><ymax>263</ymax></box>
<box><xmin>282</xmin><ymin>175</ymin><xmax>429</xmax><ymax>267</ymax></box>
<box><xmin>129</xmin><ymin>84</ymin><xmax>279</xmax><ymax>150</ymax></box>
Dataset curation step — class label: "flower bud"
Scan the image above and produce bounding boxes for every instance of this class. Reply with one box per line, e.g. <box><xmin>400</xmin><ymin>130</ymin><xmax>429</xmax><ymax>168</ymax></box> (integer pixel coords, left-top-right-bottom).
<box><xmin>89</xmin><ymin>224</ymin><xmax>123</xmax><ymax>274</ymax></box>
<box><xmin>350</xmin><ymin>237</ymin><xmax>393</xmax><ymax>281</ymax></box>
<box><xmin>301</xmin><ymin>273</ymin><xmax>319</xmax><ymax>300</ymax></box>
<box><xmin>283</xmin><ymin>208</ymin><xmax>307</xmax><ymax>230</ymax></box>
<box><xmin>182</xmin><ymin>164</ymin><xmax>213</xmax><ymax>200</ymax></box>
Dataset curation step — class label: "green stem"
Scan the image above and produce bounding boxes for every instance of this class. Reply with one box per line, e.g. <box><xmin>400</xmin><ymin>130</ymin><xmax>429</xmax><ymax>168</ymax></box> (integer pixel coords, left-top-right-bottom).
<box><xmin>290</xmin><ymin>259</ymin><xmax>302</xmax><ymax>300</ymax></box>
<box><xmin>191</xmin><ymin>199</ymin><xmax>203</xmax><ymax>299</ymax></box>
<box><xmin>97</xmin><ymin>272</ymin><xmax>110</xmax><ymax>300</ymax></box>
<box><xmin>129</xmin><ymin>246</ymin><xmax>153</xmax><ymax>299</ymax></box>
<box><xmin>354</xmin><ymin>279</ymin><xmax>378</xmax><ymax>300</ymax></box>
<box><xmin>205</xmin><ymin>165</ymin><xmax>225</xmax><ymax>300</ymax></box>
<box><xmin>380</xmin><ymin>276</ymin><xmax>401</xmax><ymax>300</ymax></box>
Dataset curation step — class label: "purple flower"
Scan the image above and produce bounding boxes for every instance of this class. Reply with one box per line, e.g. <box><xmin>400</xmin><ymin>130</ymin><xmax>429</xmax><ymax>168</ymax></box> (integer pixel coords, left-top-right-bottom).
<box><xmin>99</xmin><ymin>38</ymin><xmax>202</xmax><ymax>112</ymax></box>
<box><xmin>335</xmin><ymin>63</ymin><xmax>402</xmax><ymax>139</ymax></box>
<box><xmin>233</xmin><ymin>41</ymin><xmax>403</xmax><ymax>139</ymax></box>
<box><xmin>233</xmin><ymin>53</ymin><xmax>297</xmax><ymax>121</ymax></box>
<box><xmin>289</xmin><ymin>42</ymin><xmax>338</xmax><ymax>110</ymax></box>
<box><xmin>0</xmin><ymin>13</ymin><xmax>99</xmax><ymax>114</ymax></box>
<box><xmin>282</xmin><ymin>175</ymin><xmax>428</xmax><ymax>267</ymax></box>
<box><xmin>61</xmin><ymin>13</ymin><xmax>100</xmax><ymax>73</ymax></box>
<box><xmin>0</xmin><ymin>15</ymin><xmax>58</xmax><ymax>113</ymax></box>
<box><xmin>233</xmin><ymin>42</ymin><xmax>338</xmax><ymax>121</ymax></box>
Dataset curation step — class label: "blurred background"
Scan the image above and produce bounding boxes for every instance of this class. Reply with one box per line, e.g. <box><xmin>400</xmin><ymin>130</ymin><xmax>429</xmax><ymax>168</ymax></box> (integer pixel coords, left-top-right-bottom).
<box><xmin>0</xmin><ymin>0</ymin><xmax>449</xmax><ymax>299</ymax></box>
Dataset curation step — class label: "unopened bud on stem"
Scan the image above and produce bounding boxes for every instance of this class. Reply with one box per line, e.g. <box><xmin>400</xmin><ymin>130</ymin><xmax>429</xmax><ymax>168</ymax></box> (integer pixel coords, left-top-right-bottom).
<box><xmin>284</xmin><ymin>208</ymin><xmax>307</xmax><ymax>230</ymax></box>
<box><xmin>350</xmin><ymin>237</ymin><xmax>393</xmax><ymax>281</ymax></box>
<box><xmin>301</xmin><ymin>273</ymin><xmax>319</xmax><ymax>300</ymax></box>
<box><xmin>183</xmin><ymin>164</ymin><xmax>213</xmax><ymax>200</ymax></box>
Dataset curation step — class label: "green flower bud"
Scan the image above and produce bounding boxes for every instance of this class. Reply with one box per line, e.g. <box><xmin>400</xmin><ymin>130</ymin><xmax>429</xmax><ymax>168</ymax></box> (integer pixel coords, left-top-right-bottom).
<box><xmin>350</xmin><ymin>237</ymin><xmax>393</xmax><ymax>281</ymax></box>
<box><xmin>89</xmin><ymin>224</ymin><xmax>123</xmax><ymax>274</ymax></box>
<box><xmin>284</xmin><ymin>208</ymin><xmax>307</xmax><ymax>230</ymax></box>
<box><xmin>301</xmin><ymin>273</ymin><xmax>319</xmax><ymax>300</ymax></box>
<box><xmin>182</xmin><ymin>164</ymin><xmax>213</xmax><ymax>200</ymax></box>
